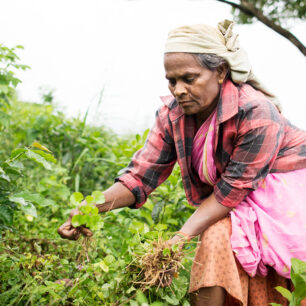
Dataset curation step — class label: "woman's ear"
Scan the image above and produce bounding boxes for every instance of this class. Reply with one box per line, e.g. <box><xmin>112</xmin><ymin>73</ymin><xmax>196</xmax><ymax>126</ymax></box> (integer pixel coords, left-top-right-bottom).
<box><xmin>217</xmin><ymin>64</ymin><xmax>229</xmax><ymax>82</ymax></box>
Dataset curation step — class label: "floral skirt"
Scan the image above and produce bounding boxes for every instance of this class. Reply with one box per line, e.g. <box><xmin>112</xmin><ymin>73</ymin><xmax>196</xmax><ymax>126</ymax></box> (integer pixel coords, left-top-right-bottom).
<box><xmin>189</xmin><ymin>217</ymin><xmax>303</xmax><ymax>306</ymax></box>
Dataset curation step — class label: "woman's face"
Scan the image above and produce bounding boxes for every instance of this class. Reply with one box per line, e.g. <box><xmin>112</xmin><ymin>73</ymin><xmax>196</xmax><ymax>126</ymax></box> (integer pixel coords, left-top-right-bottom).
<box><xmin>164</xmin><ymin>53</ymin><xmax>225</xmax><ymax>122</ymax></box>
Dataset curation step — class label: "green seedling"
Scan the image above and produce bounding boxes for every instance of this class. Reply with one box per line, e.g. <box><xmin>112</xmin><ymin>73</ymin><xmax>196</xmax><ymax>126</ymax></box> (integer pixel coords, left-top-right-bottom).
<box><xmin>70</xmin><ymin>191</ymin><xmax>105</xmax><ymax>231</ymax></box>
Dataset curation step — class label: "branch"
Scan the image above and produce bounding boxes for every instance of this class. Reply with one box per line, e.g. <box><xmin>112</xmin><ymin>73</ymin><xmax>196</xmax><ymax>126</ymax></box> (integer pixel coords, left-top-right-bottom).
<box><xmin>216</xmin><ymin>0</ymin><xmax>306</xmax><ymax>56</ymax></box>
<box><xmin>215</xmin><ymin>0</ymin><xmax>252</xmax><ymax>16</ymax></box>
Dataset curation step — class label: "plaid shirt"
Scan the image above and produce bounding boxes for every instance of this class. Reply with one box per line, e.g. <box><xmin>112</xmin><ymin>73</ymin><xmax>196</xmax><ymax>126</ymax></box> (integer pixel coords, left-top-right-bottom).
<box><xmin>117</xmin><ymin>80</ymin><xmax>306</xmax><ymax>208</ymax></box>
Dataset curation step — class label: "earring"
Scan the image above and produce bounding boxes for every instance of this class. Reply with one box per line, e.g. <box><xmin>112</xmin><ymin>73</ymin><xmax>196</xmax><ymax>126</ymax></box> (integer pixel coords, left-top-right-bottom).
<box><xmin>218</xmin><ymin>79</ymin><xmax>223</xmax><ymax>84</ymax></box>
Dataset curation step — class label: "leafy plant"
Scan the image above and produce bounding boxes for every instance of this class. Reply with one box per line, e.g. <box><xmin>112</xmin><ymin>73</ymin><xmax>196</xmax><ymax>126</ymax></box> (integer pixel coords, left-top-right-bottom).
<box><xmin>271</xmin><ymin>258</ymin><xmax>306</xmax><ymax>306</ymax></box>
<box><xmin>70</xmin><ymin>191</ymin><xmax>105</xmax><ymax>231</ymax></box>
<box><xmin>0</xmin><ymin>44</ymin><xmax>29</xmax><ymax>130</ymax></box>
<box><xmin>0</xmin><ymin>142</ymin><xmax>55</xmax><ymax>230</ymax></box>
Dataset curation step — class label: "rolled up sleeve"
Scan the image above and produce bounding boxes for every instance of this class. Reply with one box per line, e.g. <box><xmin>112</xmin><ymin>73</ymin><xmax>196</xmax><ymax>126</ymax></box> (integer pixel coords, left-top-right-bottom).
<box><xmin>116</xmin><ymin>106</ymin><xmax>177</xmax><ymax>208</ymax></box>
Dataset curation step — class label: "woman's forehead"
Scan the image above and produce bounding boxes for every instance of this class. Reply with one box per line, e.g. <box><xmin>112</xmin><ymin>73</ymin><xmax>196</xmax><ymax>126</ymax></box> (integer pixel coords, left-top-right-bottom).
<box><xmin>164</xmin><ymin>53</ymin><xmax>204</xmax><ymax>75</ymax></box>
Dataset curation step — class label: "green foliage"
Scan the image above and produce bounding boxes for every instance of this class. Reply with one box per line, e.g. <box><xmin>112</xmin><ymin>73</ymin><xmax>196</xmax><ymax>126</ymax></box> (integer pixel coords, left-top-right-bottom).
<box><xmin>0</xmin><ymin>79</ymin><xmax>194</xmax><ymax>303</ymax></box>
<box><xmin>270</xmin><ymin>258</ymin><xmax>306</xmax><ymax>306</ymax></box>
<box><xmin>0</xmin><ymin>142</ymin><xmax>55</xmax><ymax>230</ymax></box>
<box><xmin>232</xmin><ymin>0</ymin><xmax>306</xmax><ymax>27</ymax></box>
<box><xmin>0</xmin><ymin>44</ymin><xmax>29</xmax><ymax>131</ymax></box>
<box><xmin>0</xmin><ymin>204</ymin><xmax>193</xmax><ymax>305</ymax></box>
<box><xmin>0</xmin><ymin>44</ymin><xmax>29</xmax><ymax>106</ymax></box>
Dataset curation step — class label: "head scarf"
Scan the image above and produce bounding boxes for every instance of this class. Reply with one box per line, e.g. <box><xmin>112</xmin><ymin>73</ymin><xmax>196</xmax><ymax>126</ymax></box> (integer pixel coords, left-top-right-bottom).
<box><xmin>165</xmin><ymin>20</ymin><xmax>281</xmax><ymax>112</ymax></box>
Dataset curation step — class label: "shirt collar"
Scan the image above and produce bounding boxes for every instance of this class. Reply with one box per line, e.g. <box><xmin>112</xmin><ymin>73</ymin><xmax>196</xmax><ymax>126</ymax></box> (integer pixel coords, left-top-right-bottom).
<box><xmin>216</xmin><ymin>80</ymin><xmax>239</xmax><ymax>124</ymax></box>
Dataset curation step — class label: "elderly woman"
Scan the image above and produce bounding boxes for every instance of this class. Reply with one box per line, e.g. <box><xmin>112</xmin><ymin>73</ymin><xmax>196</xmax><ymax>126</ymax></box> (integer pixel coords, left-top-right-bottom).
<box><xmin>58</xmin><ymin>20</ymin><xmax>306</xmax><ymax>305</ymax></box>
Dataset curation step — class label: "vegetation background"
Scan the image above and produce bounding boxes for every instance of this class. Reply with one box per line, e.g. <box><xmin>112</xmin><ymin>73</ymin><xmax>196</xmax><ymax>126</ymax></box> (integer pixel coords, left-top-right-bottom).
<box><xmin>0</xmin><ymin>44</ymin><xmax>197</xmax><ymax>304</ymax></box>
<box><xmin>1</xmin><ymin>0</ymin><xmax>305</xmax><ymax>304</ymax></box>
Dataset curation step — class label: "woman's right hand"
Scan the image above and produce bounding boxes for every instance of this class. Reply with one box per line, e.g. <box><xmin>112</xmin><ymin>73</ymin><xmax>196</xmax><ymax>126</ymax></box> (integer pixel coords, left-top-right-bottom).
<box><xmin>57</xmin><ymin>208</ymin><xmax>93</xmax><ymax>241</ymax></box>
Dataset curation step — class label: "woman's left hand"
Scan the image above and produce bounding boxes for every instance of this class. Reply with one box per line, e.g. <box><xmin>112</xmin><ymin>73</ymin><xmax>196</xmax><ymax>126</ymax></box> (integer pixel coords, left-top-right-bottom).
<box><xmin>166</xmin><ymin>234</ymin><xmax>187</xmax><ymax>248</ymax></box>
<box><xmin>160</xmin><ymin>235</ymin><xmax>186</xmax><ymax>287</ymax></box>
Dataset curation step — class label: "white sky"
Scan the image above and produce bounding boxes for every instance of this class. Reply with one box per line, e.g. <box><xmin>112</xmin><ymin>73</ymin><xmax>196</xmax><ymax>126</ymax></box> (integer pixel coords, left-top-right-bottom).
<box><xmin>1</xmin><ymin>0</ymin><xmax>305</xmax><ymax>134</ymax></box>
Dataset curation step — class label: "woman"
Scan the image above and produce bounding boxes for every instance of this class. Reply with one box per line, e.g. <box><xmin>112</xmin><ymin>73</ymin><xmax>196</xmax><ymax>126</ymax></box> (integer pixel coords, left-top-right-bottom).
<box><xmin>58</xmin><ymin>20</ymin><xmax>306</xmax><ymax>305</ymax></box>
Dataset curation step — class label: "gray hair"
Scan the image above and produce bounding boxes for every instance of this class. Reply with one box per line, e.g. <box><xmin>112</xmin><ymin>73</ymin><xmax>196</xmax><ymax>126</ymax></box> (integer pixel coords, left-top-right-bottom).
<box><xmin>193</xmin><ymin>53</ymin><xmax>230</xmax><ymax>78</ymax></box>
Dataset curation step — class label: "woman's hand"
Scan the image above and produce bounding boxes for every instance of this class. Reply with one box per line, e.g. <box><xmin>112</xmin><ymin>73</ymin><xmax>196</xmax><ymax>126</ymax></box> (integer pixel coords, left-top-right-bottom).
<box><xmin>57</xmin><ymin>207</ymin><xmax>93</xmax><ymax>241</ymax></box>
<box><xmin>166</xmin><ymin>234</ymin><xmax>187</xmax><ymax>248</ymax></box>
<box><xmin>160</xmin><ymin>234</ymin><xmax>187</xmax><ymax>287</ymax></box>
<box><xmin>57</xmin><ymin>183</ymin><xmax>136</xmax><ymax>240</ymax></box>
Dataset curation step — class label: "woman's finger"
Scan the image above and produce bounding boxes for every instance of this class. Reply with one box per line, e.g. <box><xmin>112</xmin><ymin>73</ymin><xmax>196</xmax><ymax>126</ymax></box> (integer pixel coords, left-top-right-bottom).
<box><xmin>71</xmin><ymin>228</ymin><xmax>81</xmax><ymax>241</ymax></box>
<box><xmin>79</xmin><ymin>226</ymin><xmax>93</xmax><ymax>237</ymax></box>
<box><xmin>58</xmin><ymin>221</ymin><xmax>79</xmax><ymax>240</ymax></box>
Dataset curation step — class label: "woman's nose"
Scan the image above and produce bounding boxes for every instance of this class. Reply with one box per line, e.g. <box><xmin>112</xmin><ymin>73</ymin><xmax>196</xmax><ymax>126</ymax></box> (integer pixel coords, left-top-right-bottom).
<box><xmin>174</xmin><ymin>81</ymin><xmax>187</xmax><ymax>97</ymax></box>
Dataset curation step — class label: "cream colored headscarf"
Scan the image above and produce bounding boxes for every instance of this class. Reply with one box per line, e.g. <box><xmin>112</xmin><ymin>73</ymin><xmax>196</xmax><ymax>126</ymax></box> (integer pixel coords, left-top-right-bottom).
<box><xmin>165</xmin><ymin>20</ymin><xmax>281</xmax><ymax>112</ymax></box>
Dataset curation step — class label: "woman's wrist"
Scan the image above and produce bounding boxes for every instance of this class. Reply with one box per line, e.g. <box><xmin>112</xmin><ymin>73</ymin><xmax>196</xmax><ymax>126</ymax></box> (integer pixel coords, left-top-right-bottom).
<box><xmin>175</xmin><ymin>231</ymin><xmax>192</xmax><ymax>241</ymax></box>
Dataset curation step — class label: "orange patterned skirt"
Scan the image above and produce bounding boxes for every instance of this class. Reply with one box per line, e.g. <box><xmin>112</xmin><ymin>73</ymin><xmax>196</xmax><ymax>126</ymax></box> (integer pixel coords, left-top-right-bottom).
<box><xmin>189</xmin><ymin>217</ymin><xmax>299</xmax><ymax>306</ymax></box>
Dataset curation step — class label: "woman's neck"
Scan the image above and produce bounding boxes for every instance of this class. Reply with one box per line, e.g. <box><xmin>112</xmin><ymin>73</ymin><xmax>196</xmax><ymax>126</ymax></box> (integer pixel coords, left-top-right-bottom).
<box><xmin>195</xmin><ymin>97</ymin><xmax>219</xmax><ymax>129</ymax></box>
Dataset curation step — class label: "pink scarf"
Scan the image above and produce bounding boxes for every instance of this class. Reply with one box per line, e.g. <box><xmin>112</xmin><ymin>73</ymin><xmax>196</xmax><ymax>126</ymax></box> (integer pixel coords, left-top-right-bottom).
<box><xmin>191</xmin><ymin>109</ymin><xmax>217</xmax><ymax>186</ymax></box>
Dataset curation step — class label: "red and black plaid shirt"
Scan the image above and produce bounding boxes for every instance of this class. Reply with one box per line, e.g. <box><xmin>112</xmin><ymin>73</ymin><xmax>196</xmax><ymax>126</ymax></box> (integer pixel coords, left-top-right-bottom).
<box><xmin>117</xmin><ymin>80</ymin><xmax>306</xmax><ymax>208</ymax></box>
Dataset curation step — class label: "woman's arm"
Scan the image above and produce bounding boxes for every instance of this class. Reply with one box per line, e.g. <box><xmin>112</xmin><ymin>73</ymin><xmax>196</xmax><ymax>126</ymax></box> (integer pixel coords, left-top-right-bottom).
<box><xmin>168</xmin><ymin>193</ymin><xmax>231</xmax><ymax>245</ymax></box>
<box><xmin>96</xmin><ymin>182</ymin><xmax>136</xmax><ymax>212</ymax></box>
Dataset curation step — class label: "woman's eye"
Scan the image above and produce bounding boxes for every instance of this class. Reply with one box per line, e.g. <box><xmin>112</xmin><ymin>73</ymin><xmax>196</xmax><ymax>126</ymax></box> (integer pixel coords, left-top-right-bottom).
<box><xmin>184</xmin><ymin>77</ymin><xmax>194</xmax><ymax>83</ymax></box>
<box><xmin>168</xmin><ymin>79</ymin><xmax>176</xmax><ymax>86</ymax></box>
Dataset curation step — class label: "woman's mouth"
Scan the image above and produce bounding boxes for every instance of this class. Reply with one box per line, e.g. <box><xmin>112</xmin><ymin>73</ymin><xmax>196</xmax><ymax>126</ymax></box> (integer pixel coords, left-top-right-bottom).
<box><xmin>179</xmin><ymin>100</ymin><xmax>193</xmax><ymax>106</ymax></box>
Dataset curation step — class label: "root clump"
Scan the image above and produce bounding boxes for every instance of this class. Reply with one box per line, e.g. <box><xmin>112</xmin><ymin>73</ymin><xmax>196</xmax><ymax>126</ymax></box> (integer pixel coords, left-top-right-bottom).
<box><xmin>134</xmin><ymin>238</ymin><xmax>184</xmax><ymax>288</ymax></box>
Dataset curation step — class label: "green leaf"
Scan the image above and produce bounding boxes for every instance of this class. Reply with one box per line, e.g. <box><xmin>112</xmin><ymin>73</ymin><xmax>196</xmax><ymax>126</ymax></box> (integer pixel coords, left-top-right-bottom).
<box><xmin>13</xmin><ymin>191</ymin><xmax>44</xmax><ymax>206</ymax></box>
<box><xmin>104</xmin><ymin>255</ymin><xmax>115</xmax><ymax>265</ymax></box>
<box><xmin>0</xmin><ymin>167</ymin><xmax>10</xmax><ymax>182</ymax></box>
<box><xmin>144</xmin><ymin>231</ymin><xmax>158</xmax><ymax>240</ymax></box>
<box><xmin>25</xmin><ymin>149</ymin><xmax>52</xmax><ymax>170</ymax></box>
<box><xmin>80</xmin><ymin>204</ymin><xmax>94</xmax><ymax>215</ymax></box>
<box><xmin>71</xmin><ymin>214</ymin><xmax>85</xmax><ymax>227</ymax></box>
<box><xmin>31</xmin><ymin>150</ymin><xmax>56</xmax><ymax>163</ymax></box>
<box><xmin>88</xmin><ymin>215</ymin><xmax>104</xmax><ymax>230</ymax></box>
<box><xmin>128</xmin><ymin>220</ymin><xmax>145</xmax><ymax>234</ymax></box>
<box><xmin>151</xmin><ymin>202</ymin><xmax>164</xmax><ymax>223</ymax></box>
<box><xmin>163</xmin><ymin>295</ymin><xmax>179</xmax><ymax>305</ymax></box>
<box><xmin>291</xmin><ymin>274</ymin><xmax>306</xmax><ymax>300</ymax></box>
<box><xmin>163</xmin><ymin>248</ymin><xmax>171</xmax><ymax>257</ymax></box>
<box><xmin>23</xmin><ymin>203</ymin><xmax>37</xmax><ymax>217</ymax></box>
<box><xmin>274</xmin><ymin>286</ymin><xmax>292</xmax><ymax>301</ymax></box>
<box><xmin>85</xmin><ymin>195</ymin><xmax>94</xmax><ymax>204</ymax></box>
<box><xmin>99</xmin><ymin>260</ymin><xmax>109</xmax><ymax>272</ymax></box>
<box><xmin>126</xmin><ymin>286</ymin><xmax>136</xmax><ymax>294</ymax></box>
<box><xmin>2</xmin><ymin>161</ymin><xmax>23</xmax><ymax>175</ymax></box>
<box><xmin>91</xmin><ymin>191</ymin><xmax>105</xmax><ymax>204</ymax></box>
<box><xmin>70</xmin><ymin>192</ymin><xmax>84</xmax><ymax>206</ymax></box>
<box><xmin>136</xmin><ymin>290</ymin><xmax>148</xmax><ymax>304</ymax></box>
<box><xmin>9</xmin><ymin>195</ymin><xmax>37</xmax><ymax>217</ymax></box>
<box><xmin>10</xmin><ymin>148</ymin><xmax>26</xmax><ymax>159</ymax></box>
<box><xmin>31</xmin><ymin>141</ymin><xmax>51</xmax><ymax>152</ymax></box>
<box><xmin>150</xmin><ymin>302</ymin><xmax>164</xmax><ymax>306</ymax></box>
<box><xmin>269</xmin><ymin>303</ymin><xmax>282</xmax><ymax>306</ymax></box>
<box><xmin>9</xmin><ymin>195</ymin><xmax>26</xmax><ymax>206</ymax></box>
<box><xmin>0</xmin><ymin>204</ymin><xmax>13</xmax><ymax>225</ymax></box>
<box><xmin>172</xmin><ymin>244</ymin><xmax>179</xmax><ymax>252</ymax></box>
<box><xmin>291</xmin><ymin>258</ymin><xmax>306</xmax><ymax>275</ymax></box>
<box><xmin>291</xmin><ymin>258</ymin><xmax>306</xmax><ymax>299</ymax></box>
<box><xmin>155</xmin><ymin>224</ymin><xmax>168</xmax><ymax>231</ymax></box>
